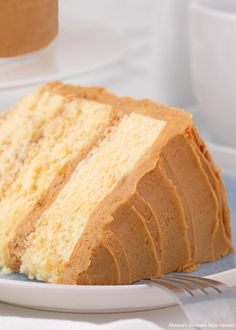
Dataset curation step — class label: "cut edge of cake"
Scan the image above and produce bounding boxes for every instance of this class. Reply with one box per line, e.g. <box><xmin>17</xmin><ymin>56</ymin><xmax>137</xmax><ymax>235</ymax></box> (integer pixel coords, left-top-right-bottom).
<box><xmin>0</xmin><ymin>92</ymin><xmax>118</xmax><ymax>268</ymax></box>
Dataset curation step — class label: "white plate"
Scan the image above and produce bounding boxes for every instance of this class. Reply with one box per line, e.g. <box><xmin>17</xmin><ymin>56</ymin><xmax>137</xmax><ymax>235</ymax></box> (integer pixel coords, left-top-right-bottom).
<box><xmin>0</xmin><ymin>269</ymin><xmax>235</xmax><ymax>314</ymax></box>
<box><xmin>0</xmin><ymin>146</ymin><xmax>235</xmax><ymax>313</ymax></box>
<box><xmin>0</xmin><ymin>5</ymin><xmax>127</xmax><ymax>91</ymax></box>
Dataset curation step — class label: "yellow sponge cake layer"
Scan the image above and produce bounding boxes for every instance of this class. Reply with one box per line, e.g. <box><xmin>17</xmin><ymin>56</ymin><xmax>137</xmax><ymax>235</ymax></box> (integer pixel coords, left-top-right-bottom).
<box><xmin>0</xmin><ymin>98</ymin><xmax>115</xmax><ymax>266</ymax></box>
<box><xmin>20</xmin><ymin>113</ymin><xmax>166</xmax><ymax>283</ymax></box>
<box><xmin>0</xmin><ymin>86</ymin><xmax>64</xmax><ymax>199</ymax></box>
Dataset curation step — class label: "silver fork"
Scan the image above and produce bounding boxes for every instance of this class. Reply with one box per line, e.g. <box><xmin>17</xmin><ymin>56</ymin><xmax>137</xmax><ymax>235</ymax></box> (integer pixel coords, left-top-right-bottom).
<box><xmin>142</xmin><ymin>274</ymin><xmax>236</xmax><ymax>330</ymax></box>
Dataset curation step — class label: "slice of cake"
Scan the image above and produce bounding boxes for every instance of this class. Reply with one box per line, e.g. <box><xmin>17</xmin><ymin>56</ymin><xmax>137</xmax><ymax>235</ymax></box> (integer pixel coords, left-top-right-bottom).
<box><xmin>1</xmin><ymin>82</ymin><xmax>232</xmax><ymax>285</ymax></box>
<box><xmin>0</xmin><ymin>0</ymin><xmax>58</xmax><ymax>57</ymax></box>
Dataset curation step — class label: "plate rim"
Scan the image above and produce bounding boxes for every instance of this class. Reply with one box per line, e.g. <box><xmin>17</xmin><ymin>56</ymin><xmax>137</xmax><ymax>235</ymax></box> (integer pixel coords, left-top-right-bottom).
<box><xmin>0</xmin><ymin>268</ymin><xmax>235</xmax><ymax>313</ymax></box>
<box><xmin>0</xmin><ymin>17</ymin><xmax>127</xmax><ymax>91</ymax></box>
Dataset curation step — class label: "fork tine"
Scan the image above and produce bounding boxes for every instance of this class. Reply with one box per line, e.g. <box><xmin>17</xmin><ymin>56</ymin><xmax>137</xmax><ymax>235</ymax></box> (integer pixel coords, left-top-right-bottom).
<box><xmin>166</xmin><ymin>273</ymin><xmax>224</xmax><ymax>293</ymax></box>
<box><xmin>164</xmin><ymin>275</ymin><xmax>209</xmax><ymax>295</ymax></box>
<box><xmin>143</xmin><ymin>278</ymin><xmax>193</xmax><ymax>297</ymax></box>
<box><xmin>165</xmin><ymin>274</ymin><xmax>214</xmax><ymax>290</ymax></box>
<box><xmin>159</xmin><ymin>278</ymin><xmax>200</xmax><ymax>296</ymax></box>
<box><xmin>167</xmin><ymin>273</ymin><xmax>223</xmax><ymax>286</ymax></box>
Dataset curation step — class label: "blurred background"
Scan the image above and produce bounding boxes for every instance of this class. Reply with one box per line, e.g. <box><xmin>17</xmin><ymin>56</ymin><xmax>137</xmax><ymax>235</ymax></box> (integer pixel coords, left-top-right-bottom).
<box><xmin>0</xmin><ymin>0</ymin><xmax>235</xmax><ymax>150</ymax></box>
<box><xmin>69</xmin><ymin>0</ymin><xmax>195</xmax><ymax>107</ymax></box>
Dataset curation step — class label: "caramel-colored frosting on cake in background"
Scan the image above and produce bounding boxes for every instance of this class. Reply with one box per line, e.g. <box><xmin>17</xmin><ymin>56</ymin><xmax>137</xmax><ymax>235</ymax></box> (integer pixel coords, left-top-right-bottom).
<box><xmin>0</xmin><ymin>82</ymin><xmax>233</xmax><ymax>285</ymax></box>
<box><xmin>0</xmin><ymin>0</ymin><xmax>58</xmax><ymax>57</ymax></box>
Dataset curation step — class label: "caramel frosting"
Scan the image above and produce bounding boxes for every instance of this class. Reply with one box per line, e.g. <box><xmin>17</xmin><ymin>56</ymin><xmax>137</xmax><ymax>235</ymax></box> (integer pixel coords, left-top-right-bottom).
<box><xmin>5</xmin><ymin>82</ymin><xmax>233</xmax><ymax>285</ymax></box>
<box><xmin>61</xmin><ymin>129</ymin><xmax>232</xmax><ymax>285</ymax></box>
<box><xmin>0</xmin><ymin>0</ymin><xmax>58</xmax><ymax>57</ymax></box>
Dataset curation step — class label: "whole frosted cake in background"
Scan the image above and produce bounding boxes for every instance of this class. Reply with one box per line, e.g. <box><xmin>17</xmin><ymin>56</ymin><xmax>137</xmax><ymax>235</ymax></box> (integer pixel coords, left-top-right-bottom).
<box><xmin>0</xmin><ymin>82</ymin><xmax>233</xmax><ymax>284</ymax></box>
<box><xmin>0</xmin><ymin>0</ymin><xmax>58</xmax><ymax>57</ymax></box>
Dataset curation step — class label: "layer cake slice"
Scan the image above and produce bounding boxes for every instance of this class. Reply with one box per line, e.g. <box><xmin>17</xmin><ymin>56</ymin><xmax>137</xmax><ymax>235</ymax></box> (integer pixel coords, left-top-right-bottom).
<box><xmin>0</xmin><ymin>0</ymin><xmax>58</xmax><ymax>57</ymax></box>
<box><xmin>0</xmin><ymin>82</ymin><xmax>232</xmax><ymax>284</ymax></box>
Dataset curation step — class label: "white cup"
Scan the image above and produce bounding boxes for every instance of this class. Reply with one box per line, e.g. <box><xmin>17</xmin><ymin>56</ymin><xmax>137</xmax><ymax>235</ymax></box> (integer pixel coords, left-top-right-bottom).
<box><xmin>152</xmin><ymin>0</ymin><xmax>195</xmax><ymax>108</ymax></box>
<box><xmin>189</xmin><ymin>0</ymin><xmax>236</xmax><ymax>147</ymax></box>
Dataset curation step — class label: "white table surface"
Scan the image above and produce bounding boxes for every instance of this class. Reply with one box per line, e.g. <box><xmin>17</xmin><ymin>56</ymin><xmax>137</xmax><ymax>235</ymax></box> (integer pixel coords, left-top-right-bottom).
<box><xmin>0</xmin><ymin>302</ymin><xmax>201</xmax><ymax>330</ymax></box>
<box><xmin>1</xmin><ymin>286</ymin><xmax>236</xmax><ymax>330</ymax></box>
